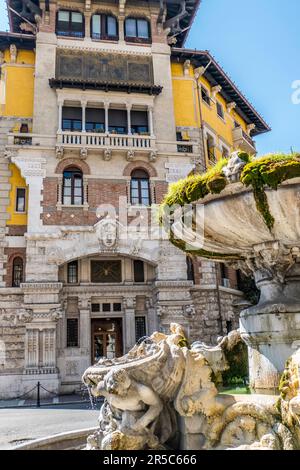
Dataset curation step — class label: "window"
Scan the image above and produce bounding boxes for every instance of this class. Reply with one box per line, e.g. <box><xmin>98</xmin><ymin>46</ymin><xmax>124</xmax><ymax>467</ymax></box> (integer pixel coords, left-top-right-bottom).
<box><xmin>217</xmin><ymin>102</ymin><xmax>224</xmax><ymax>119</ymax></box>
<box><xmin>91</xmin><ymin>14</ymin><xmax>118</xmax><ymax>40</ymax></box>
<box><xmin>134</xmin><ymin>260</ymin><xmax>145</xmax><ymax>283</ymax></box>
<box><xmin>130</xmin><ymin>169</ymin><xmax>151</xmax><ymax>206</ymax></box>
<box><xmin>103</xmin><ymin>303</ymin><xmax>111</xmax><ymax>312</ymax></box>
<box><xmin>91</xmin><ymin>260</ymin><xmax>122</xmax><ymax>283</ymax></box>
<box><xmin>57</xmin><ymin>10</ymin><xmax>84</xmax><ymax>38</ymax></box>
<box><xmin>16</xmin><ymin>188</ymin><xmax>26</xmax><ymax>213</ymax></box>
<box><xmin>206</xmin><ymin>135</ymin><xmax>216</xmax><ymax>165</ymax></box>
<box><xmin>12</xmin><ymin>257</ymin><xmax>23</xmax><ymax>287</ymax></box>
<box><xmin>67</xmin><ymin>261</ymin><xmax>78</xmax><ymax>284</ymax></box>
<box><xmin>67</xmin><ymin>319</ymin><xmax>79</xmax><ymax>347</ymax></box>
<box><xmin>135</xmin><ymin>317</ymin><xmax>146</xmax><ymax>342</ymax></box>
<box><xmin>131</xmin><ymin>110</ymin><xmax>149</xmax><ymax>135</ymax></box>
<box><xmin>86</xmin><ymin>122</ymin><xmax>105</xmax><ymax>132</ymax></box>
<box><xmin>62</xmin><ymin>119</ymin><xmax>82</xmax><ymax>132</ymax></box>
<box><xmin>91</xmin><ymin>303</ymin><xmax>100</xmax><ymax>312</ymax></box>
<box><xmin>226</xmin><ymin>320</ymin><xmax>233</xmax><ymax>334</ymax></box>
<box><xmin>125</xmin><ymin>18</ymin><xmax>150</xmax><ymax>41</ymax></box>
<box><xmin>62</xmin><ymin>167</ymin><xmax>83</xmax><ymax>205</ymax></box>
<box><xmin>201</xmin><ymin>87</ymin><xmax>211</xmax><ymax>106</ymax></box>
<box><xmin>113</xmin><ymin>303</ymin><xmax>122</xmax><ymax>312</ymax></box>
<box><xmin>186</xmin><ymin>256</ymin><xmax>195</xmax><ymax>283</ymax></box>
<box><xmin>222</xmin><ymin>147</ymin><xmax>230</xmax><ymax>159</ymax></box>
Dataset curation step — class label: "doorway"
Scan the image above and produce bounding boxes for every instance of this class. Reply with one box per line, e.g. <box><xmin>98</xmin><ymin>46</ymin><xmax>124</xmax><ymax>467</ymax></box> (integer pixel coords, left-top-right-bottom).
<box><xmin>91</xmin><ymin>318</ymin><xmax>123</xmax><ymax>364</ymax></box>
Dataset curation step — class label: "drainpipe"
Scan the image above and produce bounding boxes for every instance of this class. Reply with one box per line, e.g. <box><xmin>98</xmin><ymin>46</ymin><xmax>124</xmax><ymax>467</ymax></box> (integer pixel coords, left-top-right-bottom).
<box><xmin>194</xmin><ymin>60</ymin><xmax>212</xmax><ymax>172</ymax></box>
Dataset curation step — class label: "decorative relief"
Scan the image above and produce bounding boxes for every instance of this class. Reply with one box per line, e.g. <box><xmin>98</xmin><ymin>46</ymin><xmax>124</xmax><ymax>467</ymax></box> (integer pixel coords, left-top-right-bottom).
<box><xmin>55</xmin><ymin>146</ymin><xmax>64</xmax><ymax>160</ymax></box>
<box><xmin>103</xmin><ymin>149</ymin><xmax>112</xmax><ymax>161</ymax></box>
<box><xmin>126</xmin><ymin>150</ymin><xmax>135</xmax><ymax>162</ymax></box>
<box><xmin>55</xmin><ymin>49</ymin><xmax>154</xmax><ymax>85</ymax></box>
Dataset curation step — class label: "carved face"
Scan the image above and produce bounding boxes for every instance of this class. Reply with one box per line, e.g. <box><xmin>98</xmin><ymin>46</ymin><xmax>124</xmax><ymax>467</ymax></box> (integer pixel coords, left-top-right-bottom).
<box><xmin>104</xmin><ymin>369</ymin><xmax>131</xmax><ymax>396</ymax></box>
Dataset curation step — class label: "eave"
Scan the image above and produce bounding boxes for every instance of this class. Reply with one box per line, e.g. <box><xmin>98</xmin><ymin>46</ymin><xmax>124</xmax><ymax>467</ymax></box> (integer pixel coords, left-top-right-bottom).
<box><xmin>49</xmin><ymin>78</ymin><xmax>163</xmax><ymax>96</ymax></box>
<box><xmin>172</xmin><ymin>48</ymin><xmax>271</xmax><ymax>136</ymax></box>
<box><xmin>0</xmin><ymin>31</ymin><xmax>35</xmax><ymax>50</ymax></box>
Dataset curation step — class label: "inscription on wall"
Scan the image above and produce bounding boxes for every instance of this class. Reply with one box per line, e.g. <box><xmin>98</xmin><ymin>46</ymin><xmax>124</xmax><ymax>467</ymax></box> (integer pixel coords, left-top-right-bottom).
<box><xmin>56</xmin><ymin>50</ymin><xmax>154</xmax><ymax>85</ymax></box>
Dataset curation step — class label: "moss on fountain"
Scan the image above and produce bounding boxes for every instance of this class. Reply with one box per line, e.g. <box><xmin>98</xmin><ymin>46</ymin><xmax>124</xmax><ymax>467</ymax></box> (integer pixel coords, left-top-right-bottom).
<box><xmin>161</xmin><ymin>152</ymin><xmax>300</xmax><ymax>238</ymax></box>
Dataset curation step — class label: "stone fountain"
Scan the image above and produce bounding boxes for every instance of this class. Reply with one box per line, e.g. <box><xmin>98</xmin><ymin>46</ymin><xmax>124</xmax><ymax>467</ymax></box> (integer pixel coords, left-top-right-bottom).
<box><xmin>80</xmin><ymin>152</ymin><xmax>300</xmax><ymax>451</ymax></box>
<box><xmin>167</xmin><ymin>152</ymin><xmax>300</xmax><ymax>395</ymax></box>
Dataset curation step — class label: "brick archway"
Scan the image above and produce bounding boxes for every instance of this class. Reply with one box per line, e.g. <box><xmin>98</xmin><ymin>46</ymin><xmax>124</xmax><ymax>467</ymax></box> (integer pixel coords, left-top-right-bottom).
<box><xmin>123</xmin><ymin>160</ymin><xmax>157</xmax><ymax>178</ymax></box>
<box><xmin>55</xmin><ymin>158</ymin><xmax>91</xmax><ymax>175</ymax></box>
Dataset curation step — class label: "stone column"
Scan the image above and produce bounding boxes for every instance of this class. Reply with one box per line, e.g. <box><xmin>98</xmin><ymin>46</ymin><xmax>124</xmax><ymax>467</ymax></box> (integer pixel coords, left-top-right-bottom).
<box><xmin>124</xmin><ymin>297</ymin><xmax>136</xmax><ymax>352</ymax></box>
<box><xmin>118</xmin><ymin>14</ymin><xmax>125</xmax><ymax>44</ymax></box>
<box><xmin>148</xmin><ymin>105</ymin><xmax>154</xmax><ymax>137</ymax></box>
<box><xmin>58</xmin><ymin>100</ymin><xmax>63</xmax><ymax>132</ymax></box>
<box><xmin>127</xmin><ymin>104</ymin><xmax>132</xmax><ymax>135</ymax></box>
<box><xmin>104</xmin><ymin>101</ymin><xmax>110</xmax><ymax>134</ymax></box>
<box><xmin>81</xmin><ymin>100</ymin><xmax>87</xmax><ymax>132</ymax></box>
<box><xmin>79</xmin><ymin>299</ymin><xmax>91</xmax><ymax>358</ymax></box>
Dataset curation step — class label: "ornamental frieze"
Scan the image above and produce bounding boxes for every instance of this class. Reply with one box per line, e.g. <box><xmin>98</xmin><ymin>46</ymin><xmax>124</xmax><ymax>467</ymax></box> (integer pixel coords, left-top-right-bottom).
<box><xmin>55</xmin><ymin>49</ymin><xmax>154</xmax><ymax>85</ymax></box>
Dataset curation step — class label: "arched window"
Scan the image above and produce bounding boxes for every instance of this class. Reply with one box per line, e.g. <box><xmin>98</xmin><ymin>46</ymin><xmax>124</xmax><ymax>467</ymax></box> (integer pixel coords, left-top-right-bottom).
<box><xmin>12</xmin><ymin>257</ymin><xmax>23</xmax><ymax>287</ymax></box>
<box><xmin>91</xmin><ymin>13</ymin><xmax>118</xmax><ymax>40</ymax></box>
<box><xmin>130</xmin><ymin>169</ymin><xmax>150</xmax><ymax>206</ymax></box>
<box><xmin>56</xmin><ymin>10</ymin><xmax>84</xmax><ymax>38</ymax></box>
<box><xmin>125</xmin><ymin>17</ymin><xmax>151</xmax><ymax>42</ymax></box>
<box><xmin>63</xmin><ymin>167</ymin><xmax>83</xmax><ymax>205</ymax></box>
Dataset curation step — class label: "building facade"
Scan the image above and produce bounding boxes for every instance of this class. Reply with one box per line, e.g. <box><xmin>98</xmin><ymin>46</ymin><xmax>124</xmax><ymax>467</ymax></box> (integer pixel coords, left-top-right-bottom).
<box><xmin>0</xmin><ymin>0</ymin><xmax>270</xmax><ymax>398</ymax></box>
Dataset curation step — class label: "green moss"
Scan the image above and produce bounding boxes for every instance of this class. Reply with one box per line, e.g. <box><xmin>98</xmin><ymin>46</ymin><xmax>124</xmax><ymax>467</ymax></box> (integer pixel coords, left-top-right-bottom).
<box><xmin>241</xmin><ymin>153</ymin><xmax>300</xmax><ymax>230</ymax></box>
<box><xmin>160</xmin><ymin>152</ymin><xmax>300</xmax><ymax>257</ymax></box>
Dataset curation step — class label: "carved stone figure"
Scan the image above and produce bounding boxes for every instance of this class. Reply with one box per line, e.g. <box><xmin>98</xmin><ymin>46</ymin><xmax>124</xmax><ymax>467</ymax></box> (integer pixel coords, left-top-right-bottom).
<box><xmin>83</xmin><ymin>324</ymin><xmax>300</xmax><ymax>450</ymax></box>
<box><xmin>9</xmin><ymin>44</ymin><xmax>17</xmax><ymax>63</ymax></box>
<box><xmin>103</xmin><ymin>149</ymin><xmax>112</xmax><ymax>161</ymax></box>
<box><xmin>222</xmin><ymin>151</ymin><xmax>247</xmax><ymax>182</ymax></box>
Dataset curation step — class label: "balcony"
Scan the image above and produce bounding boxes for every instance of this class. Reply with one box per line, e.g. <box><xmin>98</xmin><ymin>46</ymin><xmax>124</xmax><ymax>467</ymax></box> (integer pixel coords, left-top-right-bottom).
<box><xmin>232</xmin><ymin>127</ymin><xmax>256</xmax><ymax>155</ymax></box>
<box><xmin>57</xmin><ymin>131</ymin><xmax>155</xmax><ymax>151</ymax></box>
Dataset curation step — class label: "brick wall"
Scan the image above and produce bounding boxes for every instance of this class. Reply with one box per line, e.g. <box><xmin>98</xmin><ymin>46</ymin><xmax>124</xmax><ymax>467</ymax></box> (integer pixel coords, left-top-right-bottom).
<box><xmin>7</xmin><ymin>226</ymin><xmax>27</xmax><ymax>236</ymax></box>
<box><xmin>42</xmin><ymin>177</ymin><xmax>169</xmax><ymax>225</ymax></box>
<box><xmin>3</xmin><ymin>248</ymin><xmax>26</xmax><ymax>287</ymax></box>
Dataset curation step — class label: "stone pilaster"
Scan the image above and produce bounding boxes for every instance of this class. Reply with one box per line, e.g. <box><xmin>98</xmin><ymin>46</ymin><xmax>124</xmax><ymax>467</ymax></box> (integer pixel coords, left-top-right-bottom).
<box><xmin>124</xmin><ymin>297</ymin><xmax>136</xmax><ymax>352</ymax></box>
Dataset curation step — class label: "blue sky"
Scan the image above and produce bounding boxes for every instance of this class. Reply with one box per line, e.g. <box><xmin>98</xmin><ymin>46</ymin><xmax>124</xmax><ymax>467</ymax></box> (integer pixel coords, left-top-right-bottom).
<box><xmin>0</xmin><ymin>0</ymin><xmax>299</xmax><ymax>155</ymax></box>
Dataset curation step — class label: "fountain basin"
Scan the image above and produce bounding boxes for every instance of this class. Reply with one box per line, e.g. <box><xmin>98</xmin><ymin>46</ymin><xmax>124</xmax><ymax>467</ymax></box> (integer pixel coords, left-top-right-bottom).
<box><xmin>165</xmin><ymin>167</ymin><xmax>300</xmax><ymax>392</ymax></box>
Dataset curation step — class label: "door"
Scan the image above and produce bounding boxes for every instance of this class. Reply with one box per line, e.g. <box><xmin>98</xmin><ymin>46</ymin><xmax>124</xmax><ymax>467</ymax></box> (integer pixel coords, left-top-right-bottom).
<box><xmin>91</xmin><ymin>319</ymin><xmax>123</xmax><ymax>364</ymax></box>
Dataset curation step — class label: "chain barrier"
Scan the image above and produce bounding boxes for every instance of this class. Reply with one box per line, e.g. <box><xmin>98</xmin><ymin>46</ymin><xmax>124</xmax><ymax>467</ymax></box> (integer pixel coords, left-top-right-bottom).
<box><xmin>0</xmin><ymin>381</ymin><xmax>94</xmax><ymax>408</ymax></box>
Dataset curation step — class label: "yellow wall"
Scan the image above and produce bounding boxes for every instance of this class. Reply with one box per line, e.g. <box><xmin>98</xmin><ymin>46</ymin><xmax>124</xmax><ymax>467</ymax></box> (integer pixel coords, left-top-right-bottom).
<box><xmin>0</xmin><ymin>49</ymin><xmax>35</xmax><ymax>119</ymax></box>
<box><xmin>7</xmin><ymin>164</ymin><xmax>28</xmax><ymax>226</ymax></box>
<box><xmin>171</xmin><ymin>61</ymin><xmax>250</xmax><ymax>163</ymax></box>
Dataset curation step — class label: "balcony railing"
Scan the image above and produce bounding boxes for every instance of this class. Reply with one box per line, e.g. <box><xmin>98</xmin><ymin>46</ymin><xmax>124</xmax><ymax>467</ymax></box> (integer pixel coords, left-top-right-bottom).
<box><xmin>57</xmin><ymin>131</ymin><xmax>155</xmax><ymax>150</ymax></box>
<box><xmin>232</xmin><ymin>127</ymin><xmax>256</xmax><ymax>154</ymax></box>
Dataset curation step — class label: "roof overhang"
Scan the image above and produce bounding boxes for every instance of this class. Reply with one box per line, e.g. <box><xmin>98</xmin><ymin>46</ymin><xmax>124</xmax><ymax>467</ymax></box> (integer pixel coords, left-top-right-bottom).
<box><xmin>172</xmin><ymin>48</ymin><xmax>271</xmax><ymax>136</ymax></box>
<box><xmin>0</xmin><ymin>31</ymin><xmax>35</xmax><ymax>50</ymax></box>
<box><xmin>49</xmin><ymin>78</ymin><xmax>163</xmax><ymax>96</ymax></box>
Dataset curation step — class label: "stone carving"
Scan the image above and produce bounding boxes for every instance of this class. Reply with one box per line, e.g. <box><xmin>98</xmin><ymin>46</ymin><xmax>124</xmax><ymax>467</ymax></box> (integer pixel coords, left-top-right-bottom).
<box><xmin>83</xmin><ymin>323</ymin><xmax>187</xmax><ymax>450</ymax></box>
<box><xmin>17</xmin><ymin>308</ymin><xmax>33</xmax><ymax>324</ymax></box>
<box><xmin>55</xmin><ymin>146</ymin><xmax>64</xmax><ymax>160</ymax></box>
<box><xmin>183</xmin><ymin>304</ymin><xmax>195</xmax><ymax>318</ymax></box>
<box><xmin>103</xmin><ymin>149</ymin><xmax>112</xmax><ymax>161</ymax></box>
<box><xmin>83</xmin><ymin>324</ymin><xmax>300</xmax><ymax>450</ymax></box>
<box><xmin>94</xmin><ymin>218</ymin><xmax>119</xmax><ymax>250</ymax></box>
<box><xmin>9</xmin><ymin>44</ymin><xmax>17</xmax><ymax>63</ymax></box>
<box><xmin>80</xmin><ymin>148</ymin><xmax>88</xmax><ymax>160</ymax></box>
<box><xmin>55</xmin><ymin>49</ymin><xmax>154</xmax><ymax>86</ymax></box>
<box><xmin>222</xmin><ymin>151</ymin><xmax>247</xmax><ymax>182</ymax></box>
<box><xmin>126</xmin><ymin>150</ymin><xmax>135</xmax><ymax>162</ymax></box>
<box><xmin>149</xmin><ymin>151</ymin><xmax>157</xmax><ymax>163</ymax></box>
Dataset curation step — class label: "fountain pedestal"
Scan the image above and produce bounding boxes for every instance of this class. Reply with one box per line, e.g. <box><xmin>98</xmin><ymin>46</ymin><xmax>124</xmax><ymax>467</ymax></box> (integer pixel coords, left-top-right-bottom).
<box><xmin>239</xmin><ymin>260</ymin><xmax>300</xmax><ymax>393</ymax></box>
